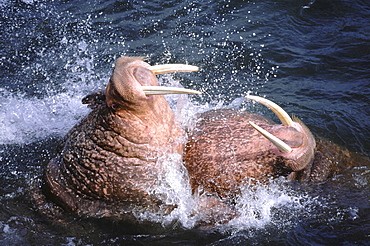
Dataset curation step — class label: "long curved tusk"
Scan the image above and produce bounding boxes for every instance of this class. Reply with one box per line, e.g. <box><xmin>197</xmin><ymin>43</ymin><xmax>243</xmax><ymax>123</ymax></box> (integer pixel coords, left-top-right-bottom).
<box><xmin>142</xmin><ymin>86</ymin><xmax>201</xmax><ymax>95</ymax></box>
<box><xmin>245</xmin><ymin>95</ymin><xmax>294</xmax><ymax>126</ymax></box>
<box><xmin>249</xmin><ymin>121</ymin><xmax>292</xmax><ymax>153</ymax></box>
<box><xmin>148</xmin><ymin>64</ymin><xmax>199</xmax><ymax>75</ymax></box>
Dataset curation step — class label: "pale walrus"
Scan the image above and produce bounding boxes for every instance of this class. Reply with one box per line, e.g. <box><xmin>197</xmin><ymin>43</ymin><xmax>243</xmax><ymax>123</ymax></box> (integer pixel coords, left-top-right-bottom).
<box><xmin>44</xmin><ymin>57</ymin><xmax>200</xmax><ymax>220</ymax></box>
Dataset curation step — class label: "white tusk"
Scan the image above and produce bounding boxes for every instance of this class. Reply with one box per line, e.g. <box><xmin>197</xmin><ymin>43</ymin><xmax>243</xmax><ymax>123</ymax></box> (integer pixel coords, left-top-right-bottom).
<box><xmin>245</xmin><ymin>95</ymin><xmax>294</xmax><ymax>126</ymax></box>
<box><xmin>249</xmin><ymin>121</ymin><xmax>292</xmax><ymax>153</ymax></box>
<box><xmin>148</xmin><ymin>64</ymin><xmax>199</xmax><ymax>75</ymax></box>
<box><xmin>142</xmin><ymin>86</ymin><xmax>201</xmax><ymax>95</ymax></box>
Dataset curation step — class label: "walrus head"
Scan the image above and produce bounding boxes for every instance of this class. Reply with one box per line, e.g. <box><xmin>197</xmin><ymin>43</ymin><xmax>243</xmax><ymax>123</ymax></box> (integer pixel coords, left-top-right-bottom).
<box><xmin>106</xmin><ymin>57</ymin><xmax>200</xmax><ymax>113</ymax></box>
<box><xmin>246</xmin><ymin>95</ymin><xmax>316</xmax><ymax>172</ymax></box>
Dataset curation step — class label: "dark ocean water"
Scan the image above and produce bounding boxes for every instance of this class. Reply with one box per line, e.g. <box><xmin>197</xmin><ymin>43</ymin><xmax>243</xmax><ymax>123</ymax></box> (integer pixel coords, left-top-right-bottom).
<box><xmin>0</xmin><ymin>0</ymin><xmax>369</xmax><ymax>245</ymax></box>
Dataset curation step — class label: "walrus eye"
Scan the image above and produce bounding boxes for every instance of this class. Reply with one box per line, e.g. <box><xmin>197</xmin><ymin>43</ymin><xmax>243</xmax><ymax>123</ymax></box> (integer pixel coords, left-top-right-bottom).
<box><xmin>111</xmin><ymin>103</ymin><xmax>118</xmax><ymax>110</ymax></box>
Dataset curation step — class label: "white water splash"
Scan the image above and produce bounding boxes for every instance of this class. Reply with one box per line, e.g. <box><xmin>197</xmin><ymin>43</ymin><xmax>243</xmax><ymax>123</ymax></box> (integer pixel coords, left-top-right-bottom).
<box><xmin>133</xmin><ymin>153</ymin><xmax>198</xmax><ymax>229</ymax></box>
<box><xmin>0</xmin><ymin>88</ymin><xmax>90</xmax><ymax>144</ymax></box>
<box><xmin>227</xmin><ymin>179</ymin><xmax>308</xmax><ymax>230</ymax></box>
<box><xmin>0</xmin><ymin>33</ymin><xmax>107</xmax><ymax>144</ymax></box>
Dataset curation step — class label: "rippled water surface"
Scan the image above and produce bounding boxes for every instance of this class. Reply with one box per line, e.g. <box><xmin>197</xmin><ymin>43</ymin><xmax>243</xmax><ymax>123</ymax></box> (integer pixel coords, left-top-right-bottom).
<box><xmin>1</xmin><ymin>0</ymin><xmax>369</xmax><ymax>245</ymax></box>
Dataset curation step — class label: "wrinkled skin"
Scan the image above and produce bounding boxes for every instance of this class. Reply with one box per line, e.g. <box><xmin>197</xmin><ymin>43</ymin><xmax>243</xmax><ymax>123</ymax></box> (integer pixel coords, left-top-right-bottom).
<box><xmin>184</xmin><ymin>108</ymin><xmax>363</xmax><ymax>198</ymax></box>
<box><xmin>44</xmin><ymin>57</ymin><xmax>184</xmax><ymax>220</ymax></box>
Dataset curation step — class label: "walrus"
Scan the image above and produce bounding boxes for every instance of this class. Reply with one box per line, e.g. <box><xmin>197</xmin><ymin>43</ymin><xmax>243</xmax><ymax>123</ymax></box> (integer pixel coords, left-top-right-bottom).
<box><xmin>184</xmin><ymin>96</ymin><xmax>365</xmax><ymax>198</ymax></box>
<box><xmin>43</xmin><ymin>57</ymin><xmax>200</xmax><ymax>220</ymax></box>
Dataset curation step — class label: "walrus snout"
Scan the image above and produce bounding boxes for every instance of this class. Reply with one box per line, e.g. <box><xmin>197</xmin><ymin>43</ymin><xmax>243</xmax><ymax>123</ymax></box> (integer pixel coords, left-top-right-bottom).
<box><xmin>105</xmin><ymin>57</ymin><xmax>156</xmax><ymax>109</ymax></box>
<box><xmin>246</xmin><ymin>96</ymin><xmax>316</xmax><ymax>171</ymax></box>
<box><xmin>106</xmin><ymin>57</ymin><xmax>200</xmax><ymax>111</ymax></box>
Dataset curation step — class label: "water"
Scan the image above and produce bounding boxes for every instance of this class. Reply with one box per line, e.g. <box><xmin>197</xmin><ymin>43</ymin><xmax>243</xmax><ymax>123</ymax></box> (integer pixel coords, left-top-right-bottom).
<box><xmin>1</xmin><ymin>0</ymin><xmax>369</xmax><ymax>245</ymax></box>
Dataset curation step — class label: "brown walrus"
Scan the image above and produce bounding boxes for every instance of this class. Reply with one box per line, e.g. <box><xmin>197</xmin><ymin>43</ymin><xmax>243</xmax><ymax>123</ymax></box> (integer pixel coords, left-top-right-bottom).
<box><xmin>184</xmin><ymin>96</ymin><xmax>365</xmax><ymax>199</ymax></box>
<box><xmin>43</xmin><ymin>57</ymin><xmax>200</xmax><ymax>220</ymax></box>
